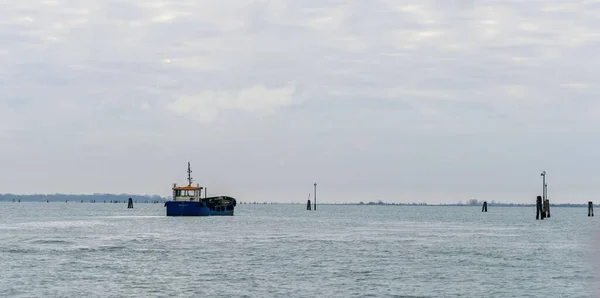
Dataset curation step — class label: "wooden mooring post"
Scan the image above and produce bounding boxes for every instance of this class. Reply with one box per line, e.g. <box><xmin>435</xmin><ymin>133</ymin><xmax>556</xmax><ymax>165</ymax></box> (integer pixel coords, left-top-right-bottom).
<box><xmin>589</xmin><ymin>201</ymin><xmax>594</xmax><ymax>217</ymax></box>
<box><xmin>545</xmin><ymin>199</ymin><xmax>550</xmax><ymax>218</ymax></box>
<box><xmin>542</xmin><ymin>199</ymin><xmax>549</xmax><ymax>218</ymax></box>
<box><xmin>127</xmin><ymin>198</ymin><xmax>133</xmax><ymax>209</ymax></box>
<box><xmin>307</xmin><ymin>199</ymin><xmax>312</xmax><ymax>210</ymax></box>
<box><xmin>482</xmin><ymin>201</ymin><xmax>487</xmax><ymax>212</ymax></box>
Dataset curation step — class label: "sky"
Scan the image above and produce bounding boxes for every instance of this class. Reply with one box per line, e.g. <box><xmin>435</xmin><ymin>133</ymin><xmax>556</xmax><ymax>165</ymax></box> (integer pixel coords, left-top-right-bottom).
<box><xmin>1</xmin><ymin>0</ymin><xmax>599</xmax><ymax>204</ymax></box>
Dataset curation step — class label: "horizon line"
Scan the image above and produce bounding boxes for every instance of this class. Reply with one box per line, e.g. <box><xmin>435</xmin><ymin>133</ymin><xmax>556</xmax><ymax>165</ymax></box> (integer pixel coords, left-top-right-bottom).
<box><xmin>0</xmin><ymin>193</ymin><xmax>594</xmax><ymax>206</ymax></box>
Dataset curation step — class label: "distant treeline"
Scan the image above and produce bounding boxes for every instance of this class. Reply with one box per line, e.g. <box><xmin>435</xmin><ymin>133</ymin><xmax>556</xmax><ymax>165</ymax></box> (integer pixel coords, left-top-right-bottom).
<box><xmin>0</xmin><ymin>193</ymin><xmax>167</xmax><ymax>202</ymax></box>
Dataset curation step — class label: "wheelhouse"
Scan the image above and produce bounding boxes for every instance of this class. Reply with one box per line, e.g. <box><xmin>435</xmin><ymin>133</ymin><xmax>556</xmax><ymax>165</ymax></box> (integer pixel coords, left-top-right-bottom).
<box><xmin>172</xmin><ymin>184</ymin><xmax>203</xmax><ymax>202</ymax></box>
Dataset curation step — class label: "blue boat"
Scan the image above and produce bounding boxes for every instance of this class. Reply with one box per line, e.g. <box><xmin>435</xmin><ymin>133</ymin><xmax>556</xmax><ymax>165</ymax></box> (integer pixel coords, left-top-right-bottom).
<box><xmin>164</xmin><ymin>163</ymin><xmax>237</xmax><ymax>216</ymax></box>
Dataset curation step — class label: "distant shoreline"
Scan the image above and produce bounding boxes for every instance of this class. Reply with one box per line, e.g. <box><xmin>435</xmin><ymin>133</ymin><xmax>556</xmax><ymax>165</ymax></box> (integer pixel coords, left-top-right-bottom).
<box><xmin>0</xmin><ymin>193</ymin><xmax>166</xmax><ymax>202</ymax></box>
<box><xmin>0</xmin><ymin>194</ymin><xmax>594</xmax><ymax>207</ymax></box>
<box><xmin>249</xmin><ymin>202</ymin><xmax>595</xmax><ymax>207</ymax></box>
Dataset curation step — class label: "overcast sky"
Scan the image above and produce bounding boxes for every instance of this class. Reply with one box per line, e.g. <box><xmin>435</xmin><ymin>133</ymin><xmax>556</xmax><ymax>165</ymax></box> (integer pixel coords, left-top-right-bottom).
<box><xmin>1</xmin><ymin>0</ymin><xmax>599</xmax><ymax>203</ymax></box>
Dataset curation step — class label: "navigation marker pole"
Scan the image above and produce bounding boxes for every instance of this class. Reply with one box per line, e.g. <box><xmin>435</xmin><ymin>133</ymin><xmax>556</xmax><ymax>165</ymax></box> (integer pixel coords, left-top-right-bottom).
<box><xmin>545</xmin><ymin>183</ymin><xmax>550</xmax><ymax>218</ymax></box>
<box><xmin>539</xmin><ymin>171</ymin><xmax>547</xmax><ymax>219</ymax></box>
<box><xmin>541</xmin><ymin>171</ymin><xmax>546</xmax><ymax>202</ymax></box>
<box><xmin>314</xmin><ymin>183</ymin><xmax>317</xmax><ymax>211</ymax></box>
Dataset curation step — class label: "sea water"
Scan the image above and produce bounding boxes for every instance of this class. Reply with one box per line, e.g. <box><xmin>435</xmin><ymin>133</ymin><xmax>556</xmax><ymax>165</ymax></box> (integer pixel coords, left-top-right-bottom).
<box><xmin>0</xmin><ymin>203</ymin><xmax>598</xmax><ymax>297</ymax></box>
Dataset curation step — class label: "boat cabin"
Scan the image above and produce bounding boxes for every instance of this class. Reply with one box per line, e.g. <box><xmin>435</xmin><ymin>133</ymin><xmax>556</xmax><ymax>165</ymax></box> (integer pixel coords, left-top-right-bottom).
<box><xmin>172</xmin><ymin>183</ymin><xmax>203</xmax><ymax>202</ymax></box>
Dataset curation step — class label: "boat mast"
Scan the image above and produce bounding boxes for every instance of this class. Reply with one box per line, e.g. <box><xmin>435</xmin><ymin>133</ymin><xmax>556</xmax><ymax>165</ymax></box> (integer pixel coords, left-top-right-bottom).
<box><xmin>187</xmin><ymin>162</ymin><xmax>193</xmax><ymax>186</ymax></box>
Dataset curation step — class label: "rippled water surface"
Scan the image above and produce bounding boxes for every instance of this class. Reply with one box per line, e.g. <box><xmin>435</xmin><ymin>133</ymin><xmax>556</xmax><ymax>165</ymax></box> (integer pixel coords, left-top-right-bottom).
<box><xmin>1</xmin><ymin>203</ymin><xmax>599</xmax><ymax>297</ymax></box>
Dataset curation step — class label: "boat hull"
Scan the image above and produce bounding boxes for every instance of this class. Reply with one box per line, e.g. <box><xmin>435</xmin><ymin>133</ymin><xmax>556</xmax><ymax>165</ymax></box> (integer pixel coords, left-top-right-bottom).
<box><xmin>164</xmin><ymin>200</ymin><xmax>235</xmax><ymax>216</ymax></box>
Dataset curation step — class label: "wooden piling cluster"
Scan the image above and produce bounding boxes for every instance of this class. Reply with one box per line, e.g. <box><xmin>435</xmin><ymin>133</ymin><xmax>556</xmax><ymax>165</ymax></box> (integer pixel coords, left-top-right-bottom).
<box><xmin>589</xmin><ymin>201</ymin><xmax>594</xmax><ymax>217</ymax></box>
<box><xmin>534</xmin><ymin>197</ymin><xmax>551</xmax><ymax>220</ymax></box>
<box><xmin>127</xmin><ymin>198</ymin><xmax>134</xmax><ymax>209</ymax></box>
<box><xmin>536</xmin><ymin>171</ymin><xmax>551</xmax><ymax>220</ymax></box>
<box><xmin>536</xmin><ymin>196</ymin><xmax>544</xmax><ymax>220</ymax></box>
<box><xmin>481</xmin><ymin>201</ymin><xmax>487</xmax><ymax>212</ymax></box>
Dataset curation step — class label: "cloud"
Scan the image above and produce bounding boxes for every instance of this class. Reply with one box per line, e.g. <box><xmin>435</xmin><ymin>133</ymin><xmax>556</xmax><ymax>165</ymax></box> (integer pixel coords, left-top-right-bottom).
<box><xmin>1</xmin><ymin>0</ymin><xmax>600</xmax><ymax>202</ymax></box>
<box><xmin>168</xmin><ymin>82</ymin><xmax>298</xmax><ymax>122</ymax></box>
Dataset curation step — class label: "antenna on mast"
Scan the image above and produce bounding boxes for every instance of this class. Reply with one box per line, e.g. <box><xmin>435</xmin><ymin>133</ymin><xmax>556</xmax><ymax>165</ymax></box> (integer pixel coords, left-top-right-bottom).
<box><xmin>187</xmin><ymin>162</ymin><xmax>193</xmax><ymax>186</ymax></box>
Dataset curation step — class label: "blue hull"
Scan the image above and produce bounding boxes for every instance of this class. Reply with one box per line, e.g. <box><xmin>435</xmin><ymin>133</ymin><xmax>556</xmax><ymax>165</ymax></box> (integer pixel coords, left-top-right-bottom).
<box><xmin>165</xmin><ymin>201</ymin><xmax>234</xmax><ymax>216</ymax></box>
